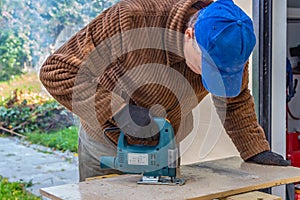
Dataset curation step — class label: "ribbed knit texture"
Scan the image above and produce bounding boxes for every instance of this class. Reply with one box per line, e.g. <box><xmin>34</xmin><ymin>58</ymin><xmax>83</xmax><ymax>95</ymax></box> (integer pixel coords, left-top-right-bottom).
<box><xmin>40</xmin><ymin>0</ymin><xmax>270</xmax><ymax>160</ymax></box>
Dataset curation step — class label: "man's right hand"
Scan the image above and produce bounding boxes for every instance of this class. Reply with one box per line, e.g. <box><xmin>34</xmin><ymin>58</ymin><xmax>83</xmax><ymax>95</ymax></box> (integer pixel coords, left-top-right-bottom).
<box><xmin>112</xmin><ymin>104</ymin><xmax>159</xmax><ymax>141</ymax></box>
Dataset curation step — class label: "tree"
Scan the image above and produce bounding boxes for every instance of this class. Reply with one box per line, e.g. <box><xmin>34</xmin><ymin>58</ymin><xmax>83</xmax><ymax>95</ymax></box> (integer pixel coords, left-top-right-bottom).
<box><xmin>0</xmin><ymin>1</ymin><xmax>30</xmax><ymax>81</ymax></box>
<box><xmin>0</xmin><ymin>0</ymin><xmax>117</xmax><ymax>81</ymax></box>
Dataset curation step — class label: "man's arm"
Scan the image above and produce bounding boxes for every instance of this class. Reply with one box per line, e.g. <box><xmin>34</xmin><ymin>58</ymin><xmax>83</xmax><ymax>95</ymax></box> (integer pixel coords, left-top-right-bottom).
<box><xmin>212</xmin><ymin>62</ymin><xmax>289</xmax><ymax>166</ymax></box>
<box><xmin>211</xmin><ymin>62</ymin><xmax>271</xmax><ymax>160</ymax></box>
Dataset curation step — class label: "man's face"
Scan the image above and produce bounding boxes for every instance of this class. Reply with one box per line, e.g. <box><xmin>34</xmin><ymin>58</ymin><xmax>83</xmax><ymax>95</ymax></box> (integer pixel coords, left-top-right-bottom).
<box><xmin>183</xmin><ymin>28</ymin><xmax>202</xmax><ymax>75</ymax></box>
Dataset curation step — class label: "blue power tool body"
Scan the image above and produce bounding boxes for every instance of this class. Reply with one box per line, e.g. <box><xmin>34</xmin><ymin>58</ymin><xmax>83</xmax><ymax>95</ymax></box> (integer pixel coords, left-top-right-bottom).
<box><xmin>100</xmin><ymin>118</ymin><xmax>185</xmax><ymax>185</ymax></box>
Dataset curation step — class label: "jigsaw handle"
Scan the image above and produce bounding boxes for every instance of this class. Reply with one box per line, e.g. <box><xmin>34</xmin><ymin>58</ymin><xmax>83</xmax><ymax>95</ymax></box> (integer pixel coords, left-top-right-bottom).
<box><xmin>100</xmin><ymin>156</ymin><xmax>116</xmax><ymax>169</ymax></box>
<box><xmin>118</xmin><ymin>118</ymin><xmax>175</xmax><ymax>151</ymax></box>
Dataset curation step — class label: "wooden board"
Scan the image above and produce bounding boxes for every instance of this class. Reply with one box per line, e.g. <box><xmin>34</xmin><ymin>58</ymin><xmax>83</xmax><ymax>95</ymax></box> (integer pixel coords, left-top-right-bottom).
<box><xmin>40</xmin><ymin>156</ymin><xmax>300</xmax><ymax>200</ymax></box>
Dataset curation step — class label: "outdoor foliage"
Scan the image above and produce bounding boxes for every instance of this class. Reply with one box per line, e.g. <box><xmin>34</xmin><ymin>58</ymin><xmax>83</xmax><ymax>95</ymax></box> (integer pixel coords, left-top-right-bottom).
<box><xmin>0</xmin><ymin>31</ymin><xmax>28</xmax><ymax>81</ymax></box>
<box><xmin>0</xmin><ymin>89</ymin><xmax>75</xmax><ymax>134</ymax></box>
<box><xmin>0</xmin><ymin>72</ymin><xmax>41</xmax><ymax>98</ymax></box>
<box><xmin>26</xmin><ymin>126</ymin><xmax>78</xmax><ymax>152</ymax></box>
<box><xmin>0</xmin><ymin>176</ymin><xmax>41</xmax><ymax>200</ymax></box>
<box><xmin>0</xmin><ymin>0</ymin><xmax>117</xmax><ymax>81</ymax></box>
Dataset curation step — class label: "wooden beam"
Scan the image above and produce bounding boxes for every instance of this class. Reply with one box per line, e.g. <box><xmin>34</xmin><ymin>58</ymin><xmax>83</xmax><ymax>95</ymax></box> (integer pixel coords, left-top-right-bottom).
<box><xmin>0</xmin><ymin>126</ymin><xmax>25</xmax><ymax>138</ymax></box>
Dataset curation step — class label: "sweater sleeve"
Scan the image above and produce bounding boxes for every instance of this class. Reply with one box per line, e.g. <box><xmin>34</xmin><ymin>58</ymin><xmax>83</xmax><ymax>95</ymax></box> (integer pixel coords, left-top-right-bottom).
<box><xmin>39</xmin><ymin>4</ymin><xmax>131</xmax><ymax>131</ymax></box>
<box><xmin>211</xmin><ymin>62</ymin><xmax>270</xmax><ymax>160</ymax></box>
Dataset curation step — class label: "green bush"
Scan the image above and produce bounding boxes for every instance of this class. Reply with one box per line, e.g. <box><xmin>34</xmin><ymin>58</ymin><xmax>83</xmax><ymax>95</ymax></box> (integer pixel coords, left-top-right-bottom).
<box><xmin>0</xmin><ymin>176</ymin><xmax>41</xmax><ymax>200</ymax></box>
<box><xmin>0</xmin><ymin>31</ymin><xmax>28</xmax><ymax>82</ymax></box>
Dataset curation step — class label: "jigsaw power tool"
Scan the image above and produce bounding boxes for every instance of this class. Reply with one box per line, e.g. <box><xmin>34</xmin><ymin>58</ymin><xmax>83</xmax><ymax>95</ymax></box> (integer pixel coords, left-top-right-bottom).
<box><xmin>100</xmin><ymin>117</ymin><xmax>185</xmax><ymax>185</ymax></box>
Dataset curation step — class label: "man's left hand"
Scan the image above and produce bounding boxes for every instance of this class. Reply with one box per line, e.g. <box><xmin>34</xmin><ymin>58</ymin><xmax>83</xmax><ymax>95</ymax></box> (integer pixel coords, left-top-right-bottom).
<box><xmin>246</xmin><ymin>151</ymin><xmax>290</xmax><ymax>166</ymax></box>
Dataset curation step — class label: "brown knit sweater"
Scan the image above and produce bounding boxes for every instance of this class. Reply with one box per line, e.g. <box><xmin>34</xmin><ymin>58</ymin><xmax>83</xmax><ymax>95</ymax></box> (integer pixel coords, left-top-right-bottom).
<box><xmin>39</xmin><ymin>0</ymin><xmax>270</xmax><ymax>160</ymax></box>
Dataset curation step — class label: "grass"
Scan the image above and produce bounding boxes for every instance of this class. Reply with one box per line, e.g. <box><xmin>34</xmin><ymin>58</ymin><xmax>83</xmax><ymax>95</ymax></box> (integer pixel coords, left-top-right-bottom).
<box><xmin>25</xmin><ymin>126</ymin><xmax>78</xmax><ymax>153</ymax></box>
<box><xmin>0</xmin><ymin>72</ymin><xmax>41</xmax><ymax>98</ymax></box>
<box><xmin>0</xmin><ymin>176</ymin><xmax>41</xmax><ymax>200</ymax></box>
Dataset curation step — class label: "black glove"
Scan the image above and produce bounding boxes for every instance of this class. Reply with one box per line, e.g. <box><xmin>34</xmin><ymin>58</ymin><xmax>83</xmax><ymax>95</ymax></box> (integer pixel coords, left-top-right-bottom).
<box><xmin>113</xmin><ymin>104</ymin><xmax>159</xmax><ymax>141</ymax></box>
<box><xmin>246</xmin><ymin>151</ymin><xmax>290</xmax><ymax>166</ymax></box>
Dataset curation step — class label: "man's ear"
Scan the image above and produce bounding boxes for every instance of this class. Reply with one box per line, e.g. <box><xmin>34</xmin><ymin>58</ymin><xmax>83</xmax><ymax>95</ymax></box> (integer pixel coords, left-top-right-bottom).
<box><xmin>184</xmin><ymin>28</ymin><xmax>194</xmax><ymax>41</ymax></box>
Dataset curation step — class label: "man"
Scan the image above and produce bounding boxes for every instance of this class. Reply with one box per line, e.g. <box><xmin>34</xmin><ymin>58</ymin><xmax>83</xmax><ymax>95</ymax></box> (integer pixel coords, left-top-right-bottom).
<box><xmin>39</xmin><ymin>0</ymin><xmax>289</xmax><ymax>181</ymax></box>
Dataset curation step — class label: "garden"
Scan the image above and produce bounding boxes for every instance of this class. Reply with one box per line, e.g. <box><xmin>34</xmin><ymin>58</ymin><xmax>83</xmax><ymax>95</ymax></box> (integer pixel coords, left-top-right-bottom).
<box><xmin>0</xmin><ymin>73</ymin><xmax>78</xmax><ymax>199</ymax></box>
<box><xmin>0</xmin><ymin>0</ymin><xmax>117</xmax><ymax>198</ymax></box>
<box><xmin>0</xmin><ymin>73</ymin><xmax>78</xmax><ymax>152</ymax></box>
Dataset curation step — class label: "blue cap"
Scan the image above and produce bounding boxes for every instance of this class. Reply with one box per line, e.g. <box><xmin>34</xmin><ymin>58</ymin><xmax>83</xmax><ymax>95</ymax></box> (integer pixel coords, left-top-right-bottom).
<box><xmin>194</xmin><ymin>0</ymin><xmax>256</xmax><ymax>97</ymax></box>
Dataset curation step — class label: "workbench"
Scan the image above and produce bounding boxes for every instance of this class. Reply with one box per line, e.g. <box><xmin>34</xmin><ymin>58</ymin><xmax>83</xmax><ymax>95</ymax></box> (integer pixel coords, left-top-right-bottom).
<box><xmin>40</xmin><ymin>156</ymin><xmax>300</xmax><ymax>200</ymax></box>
